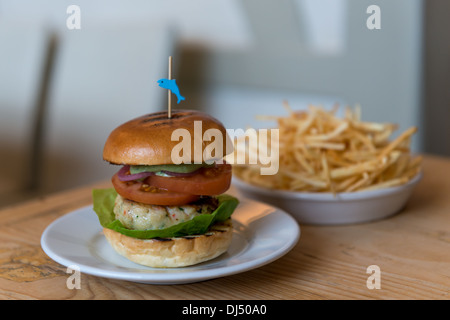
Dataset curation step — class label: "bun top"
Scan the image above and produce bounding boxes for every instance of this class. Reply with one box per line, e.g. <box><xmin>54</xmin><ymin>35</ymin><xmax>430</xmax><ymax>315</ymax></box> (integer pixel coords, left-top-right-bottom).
<box><xmin>103</xmin><ymin>110</ymin><xmax>233</xmax><ymax>165</ymax></box>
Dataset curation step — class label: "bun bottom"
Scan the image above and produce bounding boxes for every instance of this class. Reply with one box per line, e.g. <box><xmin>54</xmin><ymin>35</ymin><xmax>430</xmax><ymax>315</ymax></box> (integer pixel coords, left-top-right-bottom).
<box><xmin>103</xmin><ymin>220</ymin><xmax>233</xmax><ymax>268</ymax></box>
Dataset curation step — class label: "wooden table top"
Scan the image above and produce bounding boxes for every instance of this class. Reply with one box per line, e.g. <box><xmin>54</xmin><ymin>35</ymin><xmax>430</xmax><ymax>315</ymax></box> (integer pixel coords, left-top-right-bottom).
<box><xmin>0</xmin><ymin>154</ymin><xmax>449</xmax><ymax>300</ymax></box>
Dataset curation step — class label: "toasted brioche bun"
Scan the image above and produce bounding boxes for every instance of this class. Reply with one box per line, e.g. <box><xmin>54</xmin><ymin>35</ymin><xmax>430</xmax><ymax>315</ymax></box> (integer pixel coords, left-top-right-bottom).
<box><xmin>103</xmin><ymin>219</ymin><xmax>233</xmax><ymax>268</ymax></box>
<box><xmin>103</xmin><ymin>110</ymin><xmax>233</xmax><ymax>166</ymax></box>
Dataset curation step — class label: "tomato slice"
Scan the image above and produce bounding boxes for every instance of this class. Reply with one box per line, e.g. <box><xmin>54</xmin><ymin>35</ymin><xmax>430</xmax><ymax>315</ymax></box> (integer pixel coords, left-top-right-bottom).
<box><xmin>144</xmin><ymin>164</ymin><xmax>232</xmax><ymax>196</ymax></box>
<box><xmin>111</xmin><ymin>173</ymin><xmax>200</xmax><ymax>206</ymax></box>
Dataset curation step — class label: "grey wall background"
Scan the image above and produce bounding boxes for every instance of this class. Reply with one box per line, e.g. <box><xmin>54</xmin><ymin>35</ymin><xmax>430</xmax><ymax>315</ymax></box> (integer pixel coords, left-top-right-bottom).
<box><xmin>179</xmin><ymin>0</ymin><xmax>424</xmax><ymax>152</ymax></box>
<box><xmin>422</xmin><ymin>0</ymin><xmax>450</xmax><ymax>156</ymax></box>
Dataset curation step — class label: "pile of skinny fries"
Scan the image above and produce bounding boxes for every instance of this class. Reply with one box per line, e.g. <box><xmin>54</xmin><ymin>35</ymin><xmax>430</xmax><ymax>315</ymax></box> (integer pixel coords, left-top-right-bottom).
<box><xmin>232</xmin><ymin>103</ymin><xmax>422</xmax><ymax>193</ymax></box>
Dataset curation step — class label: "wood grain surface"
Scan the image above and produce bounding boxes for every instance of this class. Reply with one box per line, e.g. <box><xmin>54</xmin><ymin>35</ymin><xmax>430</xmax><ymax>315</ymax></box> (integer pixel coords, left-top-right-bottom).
<box><xmin>0</xmin><ymin>155</ymin><xmax>449</xmax><ymax>300</ymax></box>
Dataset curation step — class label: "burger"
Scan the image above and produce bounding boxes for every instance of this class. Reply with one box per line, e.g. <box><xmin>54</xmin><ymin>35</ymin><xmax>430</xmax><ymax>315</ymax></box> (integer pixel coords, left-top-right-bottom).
<box><xmin>92</xmin><ymin>110</ymin><xmax>239</xmax><ymax>268</ymax></box>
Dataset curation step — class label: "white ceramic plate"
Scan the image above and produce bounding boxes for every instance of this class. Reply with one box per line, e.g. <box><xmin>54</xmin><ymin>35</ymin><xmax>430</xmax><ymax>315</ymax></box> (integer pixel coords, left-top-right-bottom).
<box><xmin>41</xmin><ymin>198</ymin><xmax>300</xmax><ymax>284</ymax></box>
<box><xmin>233</xmin><ymin>172</ymin><xmax>422</xmax><ymax>225</ymax></box>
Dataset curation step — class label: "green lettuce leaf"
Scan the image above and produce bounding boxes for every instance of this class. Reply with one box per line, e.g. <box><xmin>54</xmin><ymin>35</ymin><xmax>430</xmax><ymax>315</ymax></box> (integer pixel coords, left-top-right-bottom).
<box><xmin>92</xmin><ymin>188</ymin><xmax>118</xmax><ymax>227</ymax></box>
<box><xmin>92</xmin><ymin>188</ymin><xmax>239</xmax><ymax>239</ymax></box>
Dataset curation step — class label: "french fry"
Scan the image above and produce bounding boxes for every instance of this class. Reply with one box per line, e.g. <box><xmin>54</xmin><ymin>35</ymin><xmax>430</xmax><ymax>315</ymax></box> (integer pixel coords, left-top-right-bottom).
<box><xmin>232</xmin><ymin>105</ymin><xmax>422</xmax><ymax>193</ymax></box>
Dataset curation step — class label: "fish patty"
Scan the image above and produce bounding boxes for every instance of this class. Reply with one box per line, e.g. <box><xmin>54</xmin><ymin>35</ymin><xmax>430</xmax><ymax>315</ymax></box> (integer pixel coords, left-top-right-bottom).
<box><xmin>114</xmin><ymin>194</ymin><xmax>219</xmax><ymax>230</ymax></box>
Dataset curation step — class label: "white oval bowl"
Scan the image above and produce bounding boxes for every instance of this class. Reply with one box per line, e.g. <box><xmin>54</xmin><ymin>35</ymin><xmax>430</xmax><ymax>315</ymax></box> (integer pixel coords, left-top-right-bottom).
<box><xmin>232</xmin><ymin>172</ymin><xmax>422</xmax><ymax>225</ymax></box>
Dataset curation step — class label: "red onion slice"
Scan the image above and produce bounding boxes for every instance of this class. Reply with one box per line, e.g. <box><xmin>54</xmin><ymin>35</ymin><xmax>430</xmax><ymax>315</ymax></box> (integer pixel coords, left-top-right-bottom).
<box><xmin>117</xmin><ymin>165</ymin><xmax>155</xmax><ymax>181</ymax></box>
<box><xmin>117</xmin><ymin>163</ymin><xmax>220</xmax><ymax>181</ymax></box>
